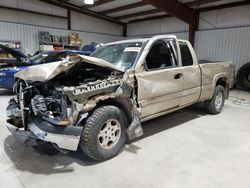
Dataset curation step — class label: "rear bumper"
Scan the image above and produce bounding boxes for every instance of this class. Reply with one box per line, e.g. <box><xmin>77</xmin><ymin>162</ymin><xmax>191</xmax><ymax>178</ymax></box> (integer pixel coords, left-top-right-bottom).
<box><xmin>6</xmin><ymin>118</ymin><xmax>83</xmax><ymax>151</ymax></box>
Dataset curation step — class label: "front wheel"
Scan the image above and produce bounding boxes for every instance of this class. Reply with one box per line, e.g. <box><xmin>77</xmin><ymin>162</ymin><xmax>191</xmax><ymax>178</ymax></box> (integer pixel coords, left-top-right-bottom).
<box><xmin>204</xmin><ymin>85</ymin><xmax>225</xmax><ymax>114</ymax></box>
<box><xmin>79</xmin><ymin>105</ymin><xmax>127</xmax><ymax>161</ymax></box>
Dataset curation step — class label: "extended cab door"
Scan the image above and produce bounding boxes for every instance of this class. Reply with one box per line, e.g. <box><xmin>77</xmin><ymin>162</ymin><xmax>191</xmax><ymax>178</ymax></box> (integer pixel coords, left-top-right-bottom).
<box><xmin>178</xmin><ymin>40</ymin><xmax>201</xmax><ymax>106</ymax></box>
<box><xmin>135</xmin><ymin>37</ymin><xmax>183</xmax><ymax>119</ymax></box>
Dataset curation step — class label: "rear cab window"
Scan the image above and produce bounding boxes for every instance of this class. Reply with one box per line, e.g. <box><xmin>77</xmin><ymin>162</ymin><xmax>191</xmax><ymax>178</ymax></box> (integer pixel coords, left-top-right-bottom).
<box><xmin>178</xmin><ymin>41</ymin><xmax>193</xmax><ymax>66</ymax></box>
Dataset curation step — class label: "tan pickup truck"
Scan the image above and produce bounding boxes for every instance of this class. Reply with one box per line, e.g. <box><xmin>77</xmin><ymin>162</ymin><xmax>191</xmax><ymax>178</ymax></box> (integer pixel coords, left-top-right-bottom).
<box><xmin>6</xmin><ymin>35</ymin><xmax>234</xmax><ymax>161</ymax></box>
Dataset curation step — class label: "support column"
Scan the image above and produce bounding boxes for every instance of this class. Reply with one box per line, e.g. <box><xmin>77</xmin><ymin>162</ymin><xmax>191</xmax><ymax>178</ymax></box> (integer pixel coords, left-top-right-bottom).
<box><xmin>123</xmin><ymin>24</ymin><xmax>127</xmax><ymax>37</ymax></box>
<box><xmin>67</xmin><ymin>9</ymin><xmax>71</xmax><ymax>30</ymax></box>
<box><xmin>189</xmin><ymin>10</ymin><xmax>199</xmax><ymax>46</ymax></box>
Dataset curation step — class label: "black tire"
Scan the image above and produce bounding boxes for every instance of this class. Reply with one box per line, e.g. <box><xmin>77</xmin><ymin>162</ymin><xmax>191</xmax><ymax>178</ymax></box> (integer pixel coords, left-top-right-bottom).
<box><xmin>79</xmin><ymin>105</ymin><xmax>127</xmax><ymax>161</ymax></box>
<box><xmin>236</xmin><ymin>62</ymin><xmax>250</xmax><ymax>91</ymax></box>
<box><xmin>13</xmin><ymin>82</ymin><xmax>17</xmax><ymax>94</ymax></box>
<box><xmin>205</xmin><ymin>85</ymin><xmax>225</xmax><ymax>114</ymax></box>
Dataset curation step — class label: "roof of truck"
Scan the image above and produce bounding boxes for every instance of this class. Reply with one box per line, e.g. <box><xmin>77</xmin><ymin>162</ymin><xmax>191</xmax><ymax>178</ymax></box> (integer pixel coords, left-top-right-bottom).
<box><xmin>105</xmin><ymin>35</ymin><xmax>179</xmax><ymax>46</ymax></box>
<box><xmin>106</xmin><ymin>38</ymin><xmax>150</xmax><ymax>45</ymax></box>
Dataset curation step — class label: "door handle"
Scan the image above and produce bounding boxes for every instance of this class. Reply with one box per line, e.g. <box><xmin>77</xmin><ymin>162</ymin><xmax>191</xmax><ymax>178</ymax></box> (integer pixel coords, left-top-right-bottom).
<box><xmin>174</xmin><ymin>73</ymin><xmax>183</xmax><ymax>79</ymax></box>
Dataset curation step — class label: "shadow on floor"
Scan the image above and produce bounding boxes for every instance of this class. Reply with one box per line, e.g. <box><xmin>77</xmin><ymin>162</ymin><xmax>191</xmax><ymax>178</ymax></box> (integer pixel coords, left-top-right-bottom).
<box><xmin>3</xmin><ymin>104</ymin><xmax>207</xmax><ymax>174</ymax></box>
<box><xmin>4</xmin><ymin>135</ymin><xmax>101</xmax><ymax>174</ymax></box>
<box><xmin>130</xmin><ymin>104</ymin><xmax>206</xmax><ymax>143</ymax></box>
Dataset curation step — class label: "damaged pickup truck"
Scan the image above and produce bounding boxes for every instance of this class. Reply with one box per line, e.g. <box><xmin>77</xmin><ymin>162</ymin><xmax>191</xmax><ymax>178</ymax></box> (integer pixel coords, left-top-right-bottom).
<box><xmin>6</xmin><ymin>35</ymin><xmax>234</xmax><ymax>161</ymax></box>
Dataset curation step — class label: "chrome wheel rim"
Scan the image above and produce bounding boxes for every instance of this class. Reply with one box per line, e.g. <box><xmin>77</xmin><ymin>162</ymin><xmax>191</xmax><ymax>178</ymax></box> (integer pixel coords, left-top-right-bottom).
<box><xmin>98</xmin><ymin>119</ymin><xmax>121</xmax><ymax>149</ymax></box>
<box><xmin>215</xmin><ymin>92</ymin><xmax>223</xmax><ymax>110</ymax></box>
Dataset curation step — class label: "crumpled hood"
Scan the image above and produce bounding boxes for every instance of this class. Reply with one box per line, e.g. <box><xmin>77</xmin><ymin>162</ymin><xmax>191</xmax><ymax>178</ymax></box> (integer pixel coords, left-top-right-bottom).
<box><xmin>15</xmin><ymin>54</ymin><xmax>124</xmax><ymax>82</ymax></box>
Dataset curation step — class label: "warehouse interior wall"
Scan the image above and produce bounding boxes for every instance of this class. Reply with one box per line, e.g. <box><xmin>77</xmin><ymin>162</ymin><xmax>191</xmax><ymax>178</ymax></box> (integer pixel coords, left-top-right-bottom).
<box><xmin>0</xmin><ymin>8</ymin><xmax>67</xmax><ymax>29</ymax></box>
<box><xmin>71</xmin><ymin>12</ymin><xmax>122</xmax><ymax>36</ymax></box>
<box><xmin>0</xmin><ymin>0</ymin><xmax>123</xmax><ymax>36</ymax></box>
<box><xmin>0</xmin><ymin>0</ymin><xmax>66</xmax><ymax>16</ymax></box>
<box><xmin>195</xmin><ymin>26</ymin><xmax>250</xmax><ymax>71</ymax></box>
<box><xmin>0</xmin><ymin>21</ymin><xmax>123</xmax><ymax>55</ymax></box>
<box><xmin>127</xmin><ymin>5</ymin><xmax>250</xmax><ymax>37</ymax></box>
<box><xmin>126</xmin><ymin>5</ymin><xmax>250</xmax><ymax>70</ymax></box>
<box><xmin>0</xmin><ymin>0</ymin><xmax>249</xmax><ymax>68</ymax></box>
<box><xmin>0</xmin><ymin>0</ymin><xmax>67</xmax><ymax>29</ymax></box>
<box><xmin>0</xmin><ymin>0</ymin><xmax>124</xmax><ymax>54</ymax></box>
<box><xmin>127</xmin><ymin>17</ymin><xmax>189</xmax><ymax>37</ymax></box>
<box><xmin>199</xmin><ymin>5</ymin><xmax>250</xmax><ymax>30</ymax></box>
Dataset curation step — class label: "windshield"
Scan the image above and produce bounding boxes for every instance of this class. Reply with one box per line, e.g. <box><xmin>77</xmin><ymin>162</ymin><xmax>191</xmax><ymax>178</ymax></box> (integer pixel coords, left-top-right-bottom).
<box><xmin>30</xmin><ymin>51</ymin><xmax>54</xmax><ymax>64</ymax></box>
<box><xmin>91</xmin><ymin>42</ymin><xmax>144</xmax><ymax>71</ymax></box>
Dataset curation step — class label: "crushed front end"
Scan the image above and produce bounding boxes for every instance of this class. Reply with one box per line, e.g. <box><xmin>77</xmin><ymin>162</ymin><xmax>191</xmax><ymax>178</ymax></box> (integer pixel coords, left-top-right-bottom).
<box><xmin>6</xmin><ymin>81</ymin><xmax>83</xmax><ymax>151</ymax></box>
<box><xmin>6</xmin><ymin>55</ymin><xmax>143</xmax><ymax>152</ymax></box>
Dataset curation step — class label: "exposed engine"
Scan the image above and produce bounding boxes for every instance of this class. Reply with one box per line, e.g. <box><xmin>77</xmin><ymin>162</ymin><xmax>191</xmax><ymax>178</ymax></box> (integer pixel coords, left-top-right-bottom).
<box><xmin>13</xmin><ymin>71</ymin><xmax>123</xmax><ymax>129</ymax></box>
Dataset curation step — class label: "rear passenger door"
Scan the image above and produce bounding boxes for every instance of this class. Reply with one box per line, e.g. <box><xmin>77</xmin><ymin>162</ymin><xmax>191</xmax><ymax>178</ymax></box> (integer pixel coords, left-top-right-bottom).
<box><xmin>178</xmin><ymin>40</ymin><xmax>201</xmax><ymax>106</ymax></box>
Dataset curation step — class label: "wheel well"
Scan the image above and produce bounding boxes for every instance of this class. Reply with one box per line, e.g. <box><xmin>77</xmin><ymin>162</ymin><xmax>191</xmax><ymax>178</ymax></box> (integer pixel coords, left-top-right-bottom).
<box><xmin>13</xmin><ymin>78</ymin><xmax>21</xmax><ymax>93</ymax></box>
<box><xmin>14</xmin><ymin>77</ymin><xmax>18</xmax><ymax>82</ymax></box>
<box><xmin>93</xmin><ymin>98</ymin><xmax>133</xmax><ymax>125</ymax></box>
<box><xmin>216</xmin><ymin>77</ymin><xmax>227</xmax><ymax>88</ymax></box>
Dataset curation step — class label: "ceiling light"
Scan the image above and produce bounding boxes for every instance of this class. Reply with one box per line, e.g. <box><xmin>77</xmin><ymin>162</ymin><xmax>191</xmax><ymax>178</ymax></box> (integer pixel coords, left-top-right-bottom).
<box><xmin>84</xmin><ymin>0</ymin><xmax>94</xmax><ymax>5</ymax></box>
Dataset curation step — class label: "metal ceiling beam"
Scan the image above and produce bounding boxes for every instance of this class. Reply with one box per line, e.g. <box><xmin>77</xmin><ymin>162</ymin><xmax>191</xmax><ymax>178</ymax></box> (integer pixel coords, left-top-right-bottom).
<box><xmin>143</xmin><ymin>0</ymin><xmax>195</xmax><ymax>24</ymax></box>
<box><xmin>128</xmin><ymin>0</ymin><xmax>250</xmax><ymax>23</ymax></box>
<box><xmin>81</xmin><ymin>0</ymin><xmax>114</xmax><ymax>9</ymax></box>
<box><xmin>116</xmin><ymin>9</ymin><xmax>163</xmax><ymax>20</ymax></box>
<box><xmin>110</xmin><ymin>0</ymin><xmax>221</xmax><ymax>20</ymax></box>
<box><xmin>187</xmin><ymin>0</ymin><xmax>223</xmax><ymax>7</ymax></box>
<box><xmin>58</xmin><ymin>0</ymin><xmax>70</xmax><ymax>2</ymax></box>
<box><xmin>199</xmin><ymin>0</ymin><xmax>250</xmax><ymax>12</ymax></box>
<box><xmin>129</xmin><ymin>14</ymin><xmax>170</xmax><ymax>23</ymax></box>
<box><xmin>0</xmin><ymin>5</ymin><xmax>67</xmax><ymax>19</ymax></box>
<box><xmin>141</xmin><ymin>0</ymin><xmax>199</xmax><ymax>46</ymax></box>
<box><xmin>39</xmin><ymin>0</ymin><xmax>123</xmax><ymax>25</ymax></box>
<box><xmin>100</xmin><ymin>1</ymin><xmax>147</xmax><ymax>15</ymax></box>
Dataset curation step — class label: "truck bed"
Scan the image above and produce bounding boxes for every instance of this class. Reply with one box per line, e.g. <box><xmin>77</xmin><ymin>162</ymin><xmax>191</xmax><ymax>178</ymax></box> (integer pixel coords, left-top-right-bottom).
<box><xmin>198</xmin><ymin>61</ymin><xmax>234</xmax><ymax>101</ymax></box>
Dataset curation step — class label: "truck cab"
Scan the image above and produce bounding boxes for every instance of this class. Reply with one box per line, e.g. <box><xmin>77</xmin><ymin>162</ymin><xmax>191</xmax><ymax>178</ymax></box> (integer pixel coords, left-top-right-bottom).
<box><xmin>133</xmin><ymin>35</ymin><xmax>202</xmax><ymax>120</ymax></box>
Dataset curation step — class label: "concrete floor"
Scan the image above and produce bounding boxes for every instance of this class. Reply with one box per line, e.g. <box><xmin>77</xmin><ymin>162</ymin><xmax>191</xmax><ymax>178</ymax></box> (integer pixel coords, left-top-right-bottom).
<box><xmin>0</xmin><ymin>89</ymin><xmax>250</xmax><ymax>188</ymax></box>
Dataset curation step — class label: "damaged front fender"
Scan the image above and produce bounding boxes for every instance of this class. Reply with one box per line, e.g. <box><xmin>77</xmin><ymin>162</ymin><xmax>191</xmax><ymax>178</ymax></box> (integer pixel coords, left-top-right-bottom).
<box><xmin>68</xmin><ymin>70</ymin><xmax>143</xmax><ymax>140</ymax></box>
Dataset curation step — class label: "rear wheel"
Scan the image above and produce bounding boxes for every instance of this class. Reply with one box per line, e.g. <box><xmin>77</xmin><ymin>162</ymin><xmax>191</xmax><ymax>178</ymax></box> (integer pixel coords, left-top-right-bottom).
<box><xmin>79</xmin><ymin>105</ymin><xmax>127</xmax><ymax>161</ymax></box>
<box><xmin>205</xmin><ymin>85</ymin><xmax>225</xmax><ymax>114</ymax></box>
<box><xmin>236</xmin><ymin>62</ymin><xmax>250</xmax><ymax>90</ymax></box>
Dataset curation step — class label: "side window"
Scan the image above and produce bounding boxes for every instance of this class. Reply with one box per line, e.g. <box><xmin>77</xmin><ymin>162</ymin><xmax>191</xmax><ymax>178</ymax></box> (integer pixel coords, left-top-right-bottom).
<box><xmin>145</xmin><ymin>40</ymin><xmax>177</xmax><ymax>70</ymax></box>
<box><xmin>179</xmin><ymin>41</ymin><xmax>193</xmax><ymax>66</ymax></box>
<box><xmin>45</xmin><ymin>51</ymin><xmax>68</xmax><ymax>63</ymax></box>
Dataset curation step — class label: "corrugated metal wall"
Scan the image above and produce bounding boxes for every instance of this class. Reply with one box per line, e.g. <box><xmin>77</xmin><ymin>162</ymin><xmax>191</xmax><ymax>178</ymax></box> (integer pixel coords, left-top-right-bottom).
<box><xmin>126</xmin><ymin>26</ymin><xmax>250</xmax><ymax>71</ymax></box>
<box><xmin>195</xmin><ymin>26</ymin><xmax>250</xmax><ymax>70</ymax></box>
<box><xmin>0</xmin><ymin>21</ymin><xmax>123</xmax><ymax>54</ymax></box>
<box><xmin>71</xmin><ymin>12</ymin><xmax>123</xmax><ymax>36</ymax></box>
<box><xmin>1</xmin><ymin>22</ymin><xmax>250</xmax><ymax>71</ymax></box>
